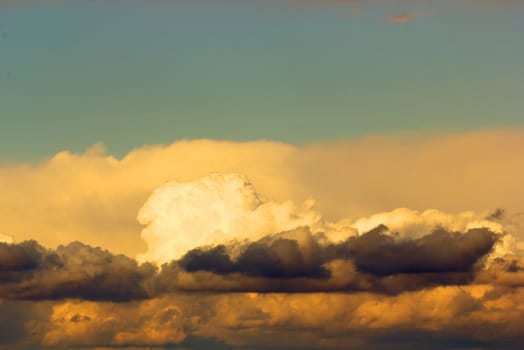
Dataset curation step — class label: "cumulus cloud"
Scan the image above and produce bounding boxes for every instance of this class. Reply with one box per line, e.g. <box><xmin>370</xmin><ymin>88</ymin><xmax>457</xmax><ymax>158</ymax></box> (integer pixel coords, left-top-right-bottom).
<box><xmin>138</xmin><ymin>173</ymin><xmax>513</xmax><ymax>266</ymax></box>
<box><xmin>0</xmin><ymin>241</ymin><xmax>155</xmax><ymax>301</ymax></box>
<box><xmin>0</xmin><ymin>226</ymin><xmax>506</xmax><ymax>299</ymax></box>
<box><xmin>137</xmin><ymin>173</ymin><xmax>322</xmax><ymax>264</ymax></box>
<box><xmin>0</xmin><ymin>131</ymin><xmax>522</xmax><ymax>348</ymax></box>
<box><xmin>178</xmin><ymin>226</ymin><xmax>329</xmax><ymax>279</ymax></box>
<box><xmin>167</xmin><ymin>225</ymin><xmax>499</xmax><ymax>294</ymax></box>
<box><xmin>0</xmin><ymin>129</ymin><xmax>522</xmax><ymax>257</ymax></box>
<box><xmin>0</xmin><ymin>172</ymin><xmax>520</xmax><ymax>300</ymax></box>
<box><xmin>42</xmin><ymin>297</ymin><xmax>187</xmax><ymax>348</ymax></box>
<box><xmin>178</xmin><ymin>224</ymin><xmax>498</xmax><ymax>279</ymax></box>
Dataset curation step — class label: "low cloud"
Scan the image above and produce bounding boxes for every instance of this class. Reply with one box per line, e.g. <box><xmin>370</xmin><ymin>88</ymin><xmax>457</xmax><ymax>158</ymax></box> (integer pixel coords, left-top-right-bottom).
<box><xmin>0</xmin><ymin>241</ymin><xmax>155</xmax><ymax>301</ymax></box>
<box><xmin>170</xmin><ymin>225</ymin><xmax>499</xmax><ymax>294</ymax></box>
<box><xmin>0</xmin><ymin>129</ymin><xmax>522</xmax><ymax>348</ymax></box>
<box><xmin>1</xmin><ymin>172</ymin><xmax>521</xmax><ymax>300</ymax></box>
<box><xmin>0</xmin><ymin>224</ymin><xmax>507</xmax><ymax>300</ymax></box>
<box><xmin>340</xmin><ymin>226</ymin><xmax>497</xmax><ymax>276</ymax></box>
<box><xmin>179</xmin><ymin>226</ymin><xmax>329</xmax><ymax>279</ymax></box>
<box><xmin>3</xmin><ymin>286</ymin><xmax>524</xmax><ymax>349</ymax></box>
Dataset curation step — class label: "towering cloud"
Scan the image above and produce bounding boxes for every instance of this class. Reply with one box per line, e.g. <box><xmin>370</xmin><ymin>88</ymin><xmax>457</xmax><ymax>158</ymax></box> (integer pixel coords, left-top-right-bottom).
<box><xmin>137</xmin><ymin>173</ymin><xmax>323</xmax><ymax>264</ymax></box>
<box><xmin>137</xmin><ymin>173</ymin><xmax>513</xmax><ymax>266</ymax></box>
<box><xmin>0</xmin><ymin>241</ymin><xmax>155</xmax><ymax>301</ymax></box>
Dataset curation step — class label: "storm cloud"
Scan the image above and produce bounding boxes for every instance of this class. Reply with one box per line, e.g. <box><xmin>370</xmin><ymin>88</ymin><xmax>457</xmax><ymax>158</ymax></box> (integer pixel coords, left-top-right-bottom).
<box><xmin>0</xmin><ymin>241</ymin><xmax>155</xmax><ymax>301</ymax></box>
<box><xmin>0</xmin><ymin>223</ymin><xmax>504</xmax><ymax>302</ymax></box>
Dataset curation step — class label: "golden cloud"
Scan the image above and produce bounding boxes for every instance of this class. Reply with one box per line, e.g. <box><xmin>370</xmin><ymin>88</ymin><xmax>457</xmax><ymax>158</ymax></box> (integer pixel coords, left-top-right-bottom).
<box><xmin>0</xmin><ymin>129</ymin><xmax>522</xmax><ymax>258</ymax></box>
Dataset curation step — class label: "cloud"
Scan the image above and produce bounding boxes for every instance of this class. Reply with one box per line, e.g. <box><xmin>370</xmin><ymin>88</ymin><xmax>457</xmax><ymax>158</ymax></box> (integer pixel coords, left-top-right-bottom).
<box><xmin>179</xmin><ymin>226</ymin><xmax>330</xmax><ymax>279</ymax></box>
<box><xmin>0</xmin><ymin>226</ymin><xmax>504</xmax><ymax>300</ymax></box>
<box><xmin>0</xmin><ymin>129</ymin><xmax>522</xmax><ymax>258</ymax></box>
<box><xmin>0</xmin><ymin>241</ymin><xmax>156</xmax><ymax>301</ymax></box>
<box><xmin>41</xmin><ymin>297</ymin><xmax>187</xmax><ymax>348</ymax></box>
<box><xmin>340</xmin><ymin>226</ymin><xmax>497</xmax><ymax>275</ymax></box>
<box><xmin>169</xmin><ymin>225</ymin><xmax>499</xmax><ymax>294</ymax></box>
<box><xmin>137</xmin><ymin>173</ymin><xmax>322</xmax><ymax>264</ymax></box>
<box><xmin>178</xmin><ymin>225</ymin><xmax>498</xmax><ymax>278</ymax></box>
<box><xmin>0</xmin><ymin>171</ymin><xmax>520</xmax><ymax>300</ymax></box>
<box><xmin>0</xmin><ymin>212</ymin><xmax>521</xmax><ymax>349</ymax></box>
<box><xmin>386</xmin><ymin>12</ymin><xmax>428</xmax><ymax>24</ymax></box>
<box><xmin>0</xmin><ymin>130</ymin><xmax>522</xmax><ymax>348</ymax></box>
<box><xmin>16</xmin><ymin>286</ymin><xmax>521</xmax><ymax>350</ymax></box>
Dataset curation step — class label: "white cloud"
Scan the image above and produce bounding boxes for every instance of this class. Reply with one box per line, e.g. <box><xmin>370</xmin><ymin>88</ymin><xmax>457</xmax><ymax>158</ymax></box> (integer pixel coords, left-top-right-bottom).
<box><xmin>137</xmin><ymin>173</ymin><xmax>323</xmax><ymax>264</ymax></box>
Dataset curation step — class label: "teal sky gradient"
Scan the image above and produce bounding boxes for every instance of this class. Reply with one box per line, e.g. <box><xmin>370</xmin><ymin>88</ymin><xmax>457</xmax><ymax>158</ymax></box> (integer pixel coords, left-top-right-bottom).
<box><xmin>0</xmin><ymin>0</ymin><xmax>523</xmax><ymax>161</ymax></box>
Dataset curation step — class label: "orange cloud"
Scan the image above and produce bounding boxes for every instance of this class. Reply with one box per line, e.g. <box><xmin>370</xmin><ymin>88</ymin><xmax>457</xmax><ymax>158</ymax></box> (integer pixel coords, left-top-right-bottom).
<box><xmin>386</xmin><ymin>12</ymin><xmax>428</xmax><ymax>24</ymax></box>
<box><xmin>0</xmin><ymin>129</ymin><xmax>522</xmax><ymax>258</ymax></box>
<box><xmin>32</xmin><ymin>286</ymin><xmax>524</xmax><ymax>349</ymax></box>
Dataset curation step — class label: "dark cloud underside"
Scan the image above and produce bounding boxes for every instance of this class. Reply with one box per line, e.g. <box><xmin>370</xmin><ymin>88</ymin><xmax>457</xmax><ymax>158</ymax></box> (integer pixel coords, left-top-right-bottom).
<box><xmin>0</xmin><ymin>225</ymin><xmax>512</xmax><ymax>301</ymax></box>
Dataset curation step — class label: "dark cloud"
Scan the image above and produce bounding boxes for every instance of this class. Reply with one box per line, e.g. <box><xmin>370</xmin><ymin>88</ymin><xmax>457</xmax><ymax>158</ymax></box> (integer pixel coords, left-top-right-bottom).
<box><xmin>169</xmin><ymin>225</ymin><xmax>499</xmax><ymax>294</ymax></box>
<box><xmin>0</xmin><ymin>241</ymin><xmax>156</xmax><ymax>301</ymax></box>
<box><xmin>0</xmin><ymin>301</ymin><xmax>33</xmax><ymax>346</ymax></box>
<box><xmin>180</xmin><ymin>234</ymin><xmax>328</xmax><ymax>279</ymax></box>
<box><xmin>0</xmin><ymin>241</ymin><xmax>44</xmax><ymax>272</ymax></box>
<box><xmin>476</xmin><ymin>256</ymin><xmax>524</xmax><ymax>287</ymax></box>
<box><xmin>0</xmin><ymin>226</ymin><xmax>502</xmax><ymax>301</ymax></box>
<box><xmin>177</xmin><ymin>225</ymin><xmax>497</xmax><ymax>284</ymax></box>
<box><xmin>487</xmin><ymin>208</ymin><xmax>506</xmax><ymax>221</ymax></box>
<box><xmin>336</xmin><ymin>226</ymin><xmax>497</xmax><ymax>276</ymax></box>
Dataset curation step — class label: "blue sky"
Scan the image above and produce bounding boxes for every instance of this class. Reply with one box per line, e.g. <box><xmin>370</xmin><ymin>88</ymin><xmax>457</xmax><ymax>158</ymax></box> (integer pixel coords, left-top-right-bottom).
<box><xmin>0</xmin><ymin>0</ymin><xmax>523</xmax><ymax>161</ymax></box>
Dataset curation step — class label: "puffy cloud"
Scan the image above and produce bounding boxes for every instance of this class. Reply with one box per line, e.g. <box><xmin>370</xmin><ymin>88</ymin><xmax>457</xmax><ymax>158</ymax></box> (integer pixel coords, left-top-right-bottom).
<box><xmin>337</xmin><ymin>226</ymin><xmax>497</xmax><ymax>276</ymax></box>
<box><xmin>351</xmin><ymin>207</ymin><xmax>504</xmax><ymax>240</ymax></box>
<box><xmin>137</xmin><ymin>173</ymin><xmax>322</xmax><ymax>264</ymax></box>
<box><xmin>137</xmin><ymin>173</ymin><xmax>513</xmax><ymax>265</ymax></box>
<box><xmin>0</xmin><ymin>130</ymin><xmax>522</xmax><ymax>348</ymax></box>
<box><xmin>0</xmin><ymin>171</ymin><xmax>519</xmax><ymax>300</ymax></box>
<box><xmin>178</xmin><ymin>226</ymin><xmax>329</xmax><ymax>279</ymax></box>
<box><xmin>42</xmin><ymin>297</ymin><xmax>187</xmax><ymax>348</ymax></box>
<box><xmin>169</xmin><ymin>225</ymin><xmax>499</xmax><ymax>293</ymax></box>
<box><xmin>1</xmin><ymin>267</ymin><xmax>524</xmax><ymax>349</ymax></box>
<box><xmin>3</xmin><ymin>287</ymin><xmax>524</xmax><ymax>349</ymax></box>
<box><xmin>0</xmin><ymin>241</ymin><xmax>155</xmax><ymax>301</ymax></box>
<box><xmin>476</xmin><ymin>255</ymin><xmax>524</xmax><ymax>287</ymax></box>
<box><xmin>0</xmin><ymin>129</ymin><xmax>522</xmax><ymax>257</ymax></box>
<box><xmin>0</xmin><ymin>225</ymin><xmax>505</xmax><ymax>300</ymax></box>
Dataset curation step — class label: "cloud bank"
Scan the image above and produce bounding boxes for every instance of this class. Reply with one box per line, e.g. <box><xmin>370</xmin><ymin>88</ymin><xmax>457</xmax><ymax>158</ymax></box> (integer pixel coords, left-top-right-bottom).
<box><xmin>0</xmin><ymin>173</ymin><xmax>521</xmax><ymax>301</ymax></box>
<box><xmin>0</xmin><ymin>129</ymin><xmax>523</xmax><ymax>349</ymax></box>
<box><xmin>1</xmin><ymin>128</ymin><xmax>521</xmax><ymax>258</ymax></box>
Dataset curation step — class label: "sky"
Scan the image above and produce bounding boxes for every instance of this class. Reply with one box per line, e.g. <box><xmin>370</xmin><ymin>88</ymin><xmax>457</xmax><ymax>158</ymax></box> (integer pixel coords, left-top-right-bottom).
<box><xmin>1</xmin><ymin>0</ymin><xmax>524</xmax><ymax>350</ymax></box>
<box><xmin>1</xmin><ymin>0</ymin><xmax>524</xmax><ymax>161</ymax></box>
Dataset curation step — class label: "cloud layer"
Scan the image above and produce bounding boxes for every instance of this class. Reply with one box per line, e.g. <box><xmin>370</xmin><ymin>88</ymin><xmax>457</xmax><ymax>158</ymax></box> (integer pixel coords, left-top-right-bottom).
<box><xmin>0</xmin><ymin>129</ymin><xmax>522</xmax><ymax>257</ymax></box>
<box><xmin>0</xmin><ymin>130</ymin><xmax>523</xmax><ymax>349</ymax></box>
<box><xmin>0</xmin><ymin>172</ymin><xmax>521</xmax><ymax>300</ymax></box>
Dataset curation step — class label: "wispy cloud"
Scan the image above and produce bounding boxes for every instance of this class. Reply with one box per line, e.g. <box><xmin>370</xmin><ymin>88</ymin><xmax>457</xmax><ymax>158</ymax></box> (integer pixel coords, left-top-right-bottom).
<box><xmin>386</xmin><ymin>12</ymin><xmax>428</xmax><ymax>24</ymax></box>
